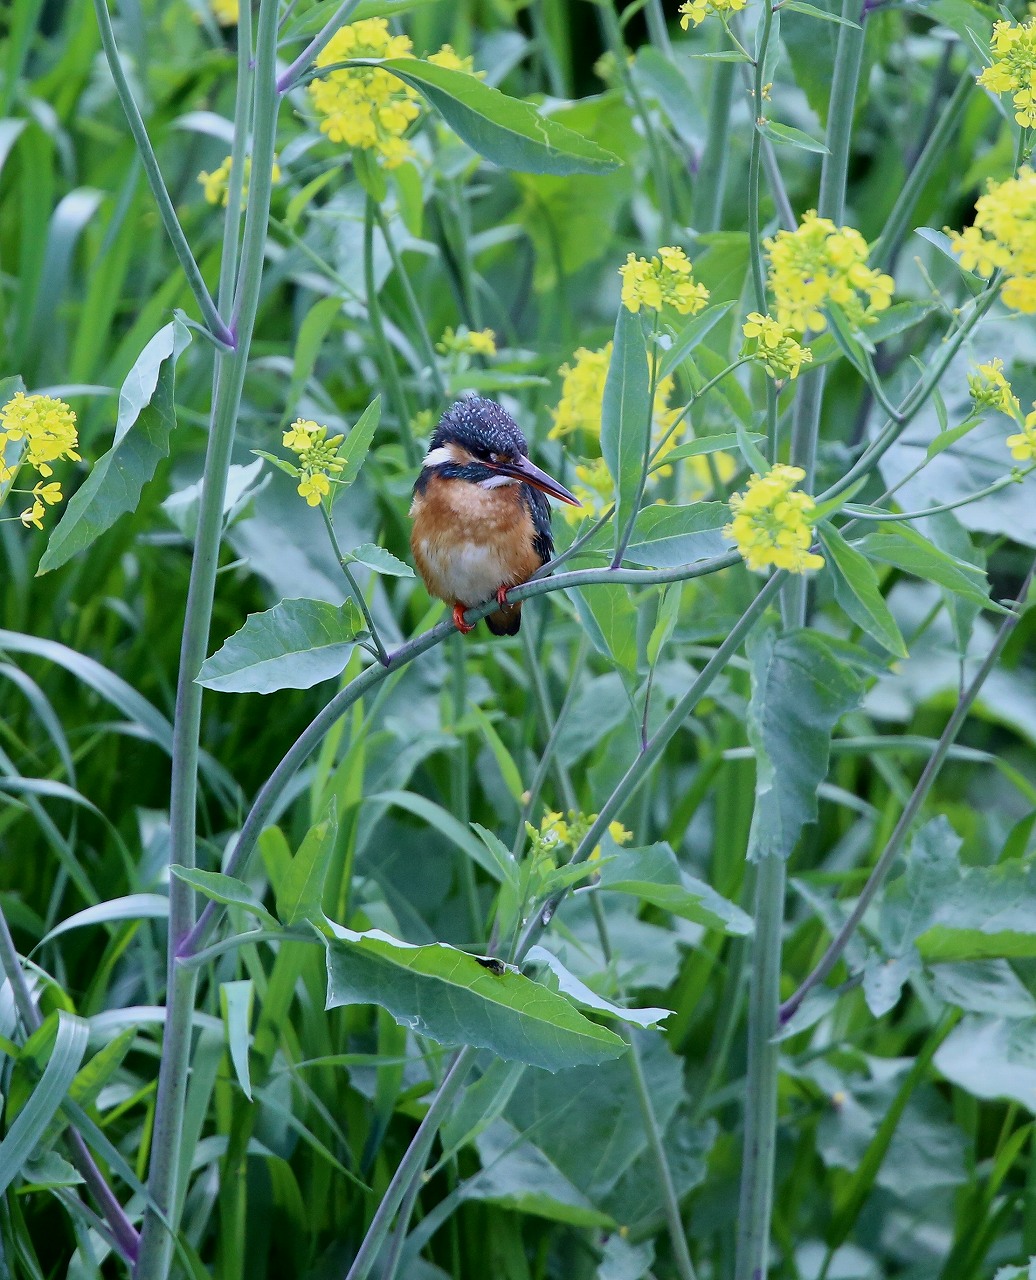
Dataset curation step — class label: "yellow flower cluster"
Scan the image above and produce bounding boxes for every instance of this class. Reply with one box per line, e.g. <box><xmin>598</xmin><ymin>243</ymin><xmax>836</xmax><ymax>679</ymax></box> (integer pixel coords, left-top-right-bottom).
<box><xmin>538</xmin><ymin>810</ymin><xmax>633</xmax><ymax>862</ymax></box>
<box><xmin>977</xmin><ymin>18</ymin><xmax>1036</xmax><ymax>129</ymax></box>
<box><xmin>764</xmin><ymin>212</ymin><xmax>894</xmax><ymax>334</ymax></box>
<box><xmin>309</xmin><ymin>21</ymin><xmax>477</xmax><ymax>168</ymax></box>
<box><xmin>948</xmin><ymin>167</ymin><xmax>1036</xmax><ymax>313</ymax></box>
<box><xmin>436</xmin><ymin>326</ymin><xmax>497</xmax><ymax>357</ymax></box>
<box><xmin>282</xmin><ymin>418</ymin><xmax>345</xmax><ymax>506</ymax></box>
<box><xmin>210</xmin><ymin>0</ymin><xmax>238</xmax><ymax>25</ymax></box>
<box><xmin>1006</xmin><ymin>414</ymin><xmax>1036</xmax><ymax>462</ymax></box>
<box><xmin>678</xmin><ymin>0</ymin><xmax>747</xmax><ymax>26</ymax></box>
<box><xmin>725</xmin><ymin>464</ymin><xmax>824</xmax><ymax>574</ymax></box>
<box><xmin>198</xmin><ymin>154</ymin><xmax>281</xmax><ymax>207</ymax></box>
<box><xmin>968</xmin><ymin>359</ymin><xmax>1021</xmax><ymax>417</ymax></box>
<box><xmin>0</xmin><ymin>392</ymin><xmax>78</xmax><ymax>529</ymax></box>
<box><xmin>742</xmin><ymin>312</ymin><xmax>813</xmax><ymax>381</ymax></box>
<box><xmin>619</xmin><ymin>246</ymin><xmax>710</xmax><ymax>316</ymax></box>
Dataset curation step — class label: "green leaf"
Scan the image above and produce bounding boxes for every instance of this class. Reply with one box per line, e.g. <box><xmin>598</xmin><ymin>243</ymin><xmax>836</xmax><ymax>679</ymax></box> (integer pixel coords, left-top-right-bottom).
<box><xmin>525</xmin><ymin>946</ymin><xmax>672</xmax><ymax>1028</ymax></box>
<box><xmin>38</xmin><ymin>319</ymin><xmax>191</xmax><ymax>574</ymax></box>
<box><xmin>170</xmin><ymin>866</ymin><xmax>279</xmax><ymax>930</ymax></box>
<box><xmin>197</xmin><ymin>598</ymin><xmax>366</xmax><ymax>694</ymax></box>
<box><xmin>275</xmin><ymin>802</ymin><xmax>337</xmax><ymax>925</ymax></box>
<box><xmin>596</xmin><ymin>843</ymin><xmax>753</xmax><ymax>933</ymax></box>
<box><xmin>916</xmin><ymin>859</ymin><xmax>1036</xmax><ymax>961</ymax></box>
<box><xmin>735</xmin><ymin>421</ymin><xmax>770</xmax><ymax>476</ymax></box>
<box><xmin>571</xmin><ymin>583</ymin><xmax>639</xmax><ymax>671</ymax></box>
<box><xmin>821</xmin><ymin>525</ymin><xmax>907</xmax><ymax>658</ymax></box>
<box><xmin>601</xmin><ymin>306</ymin><xmax>651</xmax><ymax>555</ymax></box>
<box><xmin>323</xmin><ymin>923</ymin><xmax>627</xmax><ymax>1072</ymax></box>
<box><xmin>220</xmin><ymin>980</ymin><xmax>255</xmax><ymax>1102</ymax></box>
<box><xmin>465</xmin><ymin>706</ymin><xmax>524</xmax><ymax>803</ymax></box>
<box><xmin>778</xmin><ymin>0</ymin><xmax>862</xmax><ymax>23</ymax></box>
<box><xmin>650</xmin><ymin>431</ymin><xmax>757</xmax><ymax>471</ymax></box>
<box><xmin>647</xmin><ymin>585</ymin><xmax>681</xmax><ymax>667</ymax></box>
<box><xmin>369</xmin><ymin>789</ymin><xmax>510</xmax><ymax>882</ymax></box>
<box><xmin>624</xmin><ymin>502</ymin><xmax>731</xmax><ymax>568</ymax></box>
<box><xmin>657</xmin><ymin>303</ymin><xmax>734</xmax><ymax>379</ymax></box>
<box><xmin>934</xmin><ymin>1015</ymin><xmax>1036</xmax><ymax>1109</ymax></box>
<box><xmin>346</xmin><ymin>542</ymin><xmax>414</xmax><ymax>577</ymax></box>
<box><xmin>40</xmin><ymin>894</ymin><xmax>169</xmax><ymax>944</ymax></box>
<box><xmin>756</xmin><ymin>120</ymin><xmax>829</xmax><ymax>154</ymax></box>
<box><xmin>746</xmin><ymin>629</ymin><xmax>864</xmax><ymax>861</ymax></box>
<box><xmin>860</xmin><ymin>523</ymin><xmax>1002</xmax><ymax>612</ymax></box>
<box><xmin>371</xmin><ymin>59</ymin><xmax>621</xmax><ymax>175</ymax></box>
<box><xmin>925</xmin><ymin>416</ymin><xmax>982</xmax><ymax>461</ymax></box>
<box><xmin>335</xmin><ymin>396</ymin><xmax>381</xmax><ymax>491</ymax></box>
<box><xmin>470</xmin><ymin>823</ymin><xmax>520</xmax><ymax>890</ymax></box>
<box><xmin>0</xmin><ymin>1012</ymin><xmax>87</xmax><ymax>1197</ymax></box>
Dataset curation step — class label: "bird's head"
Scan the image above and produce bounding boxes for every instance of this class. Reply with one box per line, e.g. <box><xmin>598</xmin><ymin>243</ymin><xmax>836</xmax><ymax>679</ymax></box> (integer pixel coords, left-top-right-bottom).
<box><xmin>419</xmin><ymin>396</ymin><xmax>580</xmax><ymax>506</ymax></box>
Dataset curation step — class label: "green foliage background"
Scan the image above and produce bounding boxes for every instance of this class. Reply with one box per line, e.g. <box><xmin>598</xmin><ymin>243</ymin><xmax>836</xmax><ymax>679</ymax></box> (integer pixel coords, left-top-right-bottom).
<box><xmin>2</xmin><ymin>0</ymin><xmax>1036</xmax><ymax>1278</ymax></box>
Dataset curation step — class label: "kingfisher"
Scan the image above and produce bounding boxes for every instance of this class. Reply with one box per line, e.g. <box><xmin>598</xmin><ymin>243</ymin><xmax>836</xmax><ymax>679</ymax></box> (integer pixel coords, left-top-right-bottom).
<box><xmin>409</xmin><ymin>397</ymin><xmax>580</xmax><ymax>636</ymax></box>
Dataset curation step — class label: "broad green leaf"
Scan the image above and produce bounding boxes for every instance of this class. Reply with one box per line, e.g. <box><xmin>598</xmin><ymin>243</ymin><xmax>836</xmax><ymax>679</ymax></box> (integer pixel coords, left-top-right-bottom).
<box><xmin>220</xmin><ymin>981</ymin><xmax>254</xmax><ymax>1101</ymax></box>
<box><xmin>38</xmin><ymin>319</ymin><xmax>191</xmax><ymax>573</ymax></box>
<box><xmin>335</xmin><ymin>396</ymin><xmax>381</xmax><ymax>491</ymax></box>
<box><xmin>525</xmin><ymin>946</ymin><xmax>672</xmax><ymax>1028</ymax></box>
<box><xmin>463</xmin><ymin>1118</ymin><xmax>615</xmax><ymax>1227</ymax></box>
<box><xmin>596</xmin><ymin>843</ymin><xmax>753</xmax><ymax>933</ymax></box>
<box><xmin>932</xmin><ymin>961</ymin><xmax>1036</xmax><ymax>1018</ymax></box>
<box><xmin>275</xmin><ymin>803</ymin><xmax>337</xmax><ymax>925</ymax></box>
<box><xmin>323</xmin><ymin>923</ymin><xmax>627</xmax><ymax>1072</ymax></box>
<box><xmin>601</xmin><ymin>306</ymin><xmax>651</xmax><ymax>554</ymax></box>
<box><xmin>624</xmin><ymin>502</ymin><xmax>731</xmax><ymax>568</ymax></box>
<box><xmin>197</xmin><ymin>598</ymin><xmax>366</xmax><ymax>694</ymax></box>
<box><xmin>0</xmin><ymin>1012</ymin><xmax>87</xmax><ymax>1197</ymax></box>
<box><xmin>571</xmin><ymin>583</ymin><xmax>639</xmax><ymax>671</ymax></box>
<box><xmin>369</xmin><ymin>789</ymin><xmax>510</xmax><ymax>882</ymax></box>
<box><xmin>368</xmin><ymin>59</ymin><xmax>621</xmax><ymax>175</ymax></box>
<box><xmin>170</xmin><ymin>866</ymin><xmax>279</xmax><ymax>930</ymax></box>
<box><xmin>657</xmin><ymin>302</ymin><xmax>736</xmax><ymax>378</ymax></box>
<box><xmin>821</xmin><ymin>525</ymin><xmax>907</xmax><ymax>657</ymax></box>
<box><xmin>346</xmin><ymin>542</ymin><xmax>414</xmax><ymax>577</ymax></box>
<box><xmin>162</xmin><ymin>458</ymin><xmax>267</xmax><ymax>540</ymax></box>
<box><xmin>757</xmin><ymin>120</ymin><xmax>829</xmax><ymax>154</ymax></box>
<box><xmin>861</xmin><ymin>523</ymin><xmax>1001</xmax><ymax>612</ymax></box>
<box><xmin>746</xmin><ymin>628</ymin><xmax>864</xmax><ymax>861</ymax></box>
<box><xmin>917</xmin><ymin>859</ymin><xmax>1036</xmax><ymax>961</ymax></box>
<box><xmin>934</xmin><ymin>1015</ymin><xmax>1036</xmax><ymax>1110</ymax></box>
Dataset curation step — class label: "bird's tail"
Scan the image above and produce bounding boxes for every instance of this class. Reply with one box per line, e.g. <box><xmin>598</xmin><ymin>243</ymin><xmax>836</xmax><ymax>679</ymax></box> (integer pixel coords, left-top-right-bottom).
<box><xmin>485</xmin><ymin>601</ymin><xmax>522</xmax><ymax>636</ymax></box>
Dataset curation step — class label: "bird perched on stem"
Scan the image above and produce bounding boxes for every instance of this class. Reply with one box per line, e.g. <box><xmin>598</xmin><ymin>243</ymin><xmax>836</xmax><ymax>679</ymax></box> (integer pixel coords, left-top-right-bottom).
<box><xmin>409</xmin><ymin>397</ymin><xmax>580</xmax><ymax>635</ymax></box>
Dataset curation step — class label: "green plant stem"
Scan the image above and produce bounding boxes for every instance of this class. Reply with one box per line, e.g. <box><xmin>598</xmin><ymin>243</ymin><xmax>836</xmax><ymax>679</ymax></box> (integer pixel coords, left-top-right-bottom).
<box><xmin>451</xmin><ymin>632</ymin><xmax>480</xmax><ymax>941</ymax></box>
<box><xmin>134</xmin><ymin>3</ymin><xmax>280</xmax><ymax>1277</ymax></box>
<box><xmin>373</xmin><ymin>203</ymin><xmax>448</xmax><ymax>404</ymax></box>
<box><xmin>652</xmin><ymin>357</ymin><xmax>752</xmax><ymax>465</ymax></box>
<box><xmin>842</xmin><ymin>467</ymin><xmax>1032</xmax><ymax>524</ymax></box>
<box><xmin>364</xmin><ymin>196</ymin><xmax>417</xmax><ymax>466</ymax></box>
<box><xmin>181</xmin><ymin>550</ymin><xmax>744</xmax><ymax>959</ymax></box>
<box><xmin>747</xmin><ymin>4</ymin><xmax>776</xmax><ymax>313</ymax></box>
<box><xmin>694</xmin><ymin>56</ymin><xmax>736</xmax><ymax>232</ymax></box>
<box><xmin>873</xmin><ymin>69</ymin><xmax>973</xmax><ymax>271</ymax></box>
<box><xmin>218</xmin><ymin>0</ymin><xmax>253</xmax><ymax>317</ymax></box>
<box><xmin>522</xmin><ymin>616</ymin><xmax>577</xmax><ymax>813</ymax></box>
<box><xmin>343</xmin><ymin>1046</ymin><xmax>477</xmax><ymax>1280</ymax></box>
<box><xmin>275</xmin><ymin>0</ymin><xmax>362</xmax><ymax>94</ymax></box>
<box><xmin>614</xmin><ymin>321</ymin><xmax>662</xmax><ymax>565</ymax></box>
<box><xmin>590</xmin><ymin>897</ymin><xmax>698</xmax><ymax>1280</ymax></box>
<box><xmin>91</xmin><ymin>0</ymin><xmax>232</xmax><ymax>348</ymax></box>
<box><xmin>319</xmin><ymin>505</ymin><xmax>389</xmax><ymax>664</ymax></box>
<box><xmin>0</xmin><ymin>906</ymin><xmax>140</xmax><ymax>1263</ymax></box>
<box><xmin>779</xmin><ymin>555</ymin><xmax>1036</xmax><ymax>1025</ymax></box>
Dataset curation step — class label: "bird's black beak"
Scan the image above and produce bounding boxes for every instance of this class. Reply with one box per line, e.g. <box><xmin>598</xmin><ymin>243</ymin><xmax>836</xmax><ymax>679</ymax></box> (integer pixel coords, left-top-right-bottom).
<box><xmin>495</xmin><ymin>456</ymin><xmax>581</xmax><ymax>506</ymax></box>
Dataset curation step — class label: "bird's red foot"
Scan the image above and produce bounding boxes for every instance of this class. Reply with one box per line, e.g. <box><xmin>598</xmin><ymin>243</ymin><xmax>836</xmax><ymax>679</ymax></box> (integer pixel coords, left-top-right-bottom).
<box><xmin>452</xmin><ymin>603</ymin><xmax>476</xmax><ymax>634</ymax></box>
<box><xmin>496</xmin><ymin>585</ymin><xmax>509</xmax><ymax>607</ymax></box>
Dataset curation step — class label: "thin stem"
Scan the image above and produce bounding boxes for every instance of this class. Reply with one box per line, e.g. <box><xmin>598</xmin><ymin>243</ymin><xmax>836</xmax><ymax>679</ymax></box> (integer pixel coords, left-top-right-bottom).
<box><xmin>217</xmin><ymin>0</ymin><xmax>253</xmax><ymax>318</ymax></box>
<box><xmin>182</xmin><ymin>549</ymin><xmax>744</xmax><ymax>959</ymax></box>
<box><xmin>373</xmin><ymin>203</ymin><xmax>448</xmax><ymax>404</ymax></box>
<box><xmin>747</xmin><ymin>3</ymin><xmax>776</xmax><ymax>314</ymax></box>
<box><xmin>91</xmin><ymin>0</ymin><xmax>232</xmax><ymax>348</ymax></box>
<box><xmin>650</xmin><ymin>357</ymin><xmax>752</xmax><ymax>467</ymax></box>
<box><xmin>0</xmin><ymin>907</ymin><xmax>140</xmax><ymax>1264</ymax></box>
<box><xmin>842</xmin><ymin>467</ymin><xmax>1031</xmax><ymax>523</ymax></box>
<box><xmin>134</xmin><ymin>2</ymin><xmax>280</xmax><ymax>1276</ymax></box>
<box><xmin>364</xmin><ymin>196</ymin><xmax>417</xmax><ymax>466</ymax></box>
<box><xmin>614</xmin><ymin>325</ymin><xmax>662</xmax><ymax>565</ymax></box>
<box><xmin>693</xmin><ymin>56</ymin><xmax>736</xmax><ymax>233</ymax></box>
<box><xmin>780</xmin><ymin>556</ymin><xmax>1036</xmax><ymax>1024</ymax></box>
<box><xmin>320</xmin><ymin>505</ymin><xmax>389</xmax><ymax>664</ymax></box>
<box><xmin>343</xmin><ymin>1046</ymin><xmax>477</xmax><ymax>1280</ymax></box>
<box><xmin>275</xmin><ymin>0</ymin><xmax>362</xmax><ymax>94</ymax></box>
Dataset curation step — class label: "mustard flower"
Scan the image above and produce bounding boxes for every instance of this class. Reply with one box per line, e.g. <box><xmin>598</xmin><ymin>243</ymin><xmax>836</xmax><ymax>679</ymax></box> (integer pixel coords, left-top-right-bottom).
<box><xmin>619</xmin><ymin>247</ymin><xmax>710</xmax><ymax>316</ymax></box>
<box><xmin>549</xmin><ymin>342</ymin><xmax>681</xmax><ymax>450</ymax></box>
<box><xmin>968</xmin><ymin>359</ymin><xmax>1021</xmax><ymax>418</ymax></box>
<box><xmin>198</xmin><ymin>154</ymin><xmax>281</xmax><ymax>207</ymax></box>
<box><xmin>19</xmin><ymin>500</ymin><xmax>45</xmax><ymax>530</ymax></box>
<box><xmin>742</xmin><ymin>312</ymin><xmax>813</xmax><ymax>381</ymax></box>
<box><xmin>0</xmin><ymin>392</ymin><xmax>79</xmax><ymax>478</ymax></box>
<box><xmin>948</xmin><ymin>167</ymin><xmax>1036</xmax><ymax>313</ymax></box>
<box><xmin>282</xmin><ymin>418</ymin><xmax>345</xmax><ymax>507</ymax></box>
<box><xmin>977</xmin><ymin>18</ymin><xmax>1036</xmax><ymax>129</ymax></box>
<box><xmin>1006</xmin><ymin>412</ymin><xmax>1036</xmax><ymax>462</ymax></box>
<box><xmin>437</xmin><ymin>326</ymin><xmax>497</xmax><ymax>357</ymax></box>
<box><xmin>678</xmin><ymin>0</ymin><xmax>747</xmax><ymax>26</ymax></box>
<box><xmin>537</xmin><ymin>810</ymin><xmax>632</xmax><ymax>861</ymax></box>
<box><xmin>426</xmin><ymin>44</ymin><xmax>477</xmax><ymax>74</ymax></box>
<box><xmin>560</xmin><ymin>457</ymin><xmax>614</xmax><ymax>526</ymax></box>
<box><xmin>764</xmin><ymin>212</ymin><xmax>894</xmax><ymax>334</ymax></box>
<box><xmin>210</xmin><ymin>0</ymin><xmax>238</xmax><ymax>25</ymax></box>
<box><xmin>725</xmin><ymin>464</ymin><xmax>825</xmax><ymax>574</ymax></box>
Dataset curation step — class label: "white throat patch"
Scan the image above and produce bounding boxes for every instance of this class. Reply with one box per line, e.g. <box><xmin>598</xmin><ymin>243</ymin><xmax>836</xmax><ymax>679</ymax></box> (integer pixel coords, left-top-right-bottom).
<box><xmin>479</xmin><ymin>474</ymin><xmax>518</xmax><ymax>489</ymax></box>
